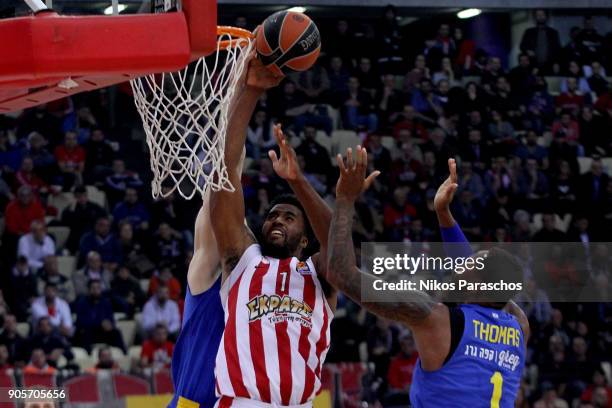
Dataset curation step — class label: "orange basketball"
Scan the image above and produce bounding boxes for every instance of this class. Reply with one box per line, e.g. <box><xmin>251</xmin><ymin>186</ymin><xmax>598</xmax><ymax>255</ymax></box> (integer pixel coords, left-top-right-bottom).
<box><xmin>255</xmin><ymin>10</ymin><xmax>321</xmax><ymax>76</ymax></box>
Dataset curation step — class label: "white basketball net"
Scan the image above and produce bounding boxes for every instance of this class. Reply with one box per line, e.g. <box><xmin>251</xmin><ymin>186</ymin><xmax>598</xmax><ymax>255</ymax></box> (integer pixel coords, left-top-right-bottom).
<box><xmin>130</xmin><ymin>32</ymin><xmax>253</xmax><ymax>200</ymax></box>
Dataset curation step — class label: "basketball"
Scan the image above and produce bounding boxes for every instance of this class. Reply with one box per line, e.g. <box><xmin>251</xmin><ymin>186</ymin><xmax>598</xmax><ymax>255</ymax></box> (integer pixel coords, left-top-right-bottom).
<box><xmin>255</xmin><ymin>10</ymin><xmax>321</xmax><ymax>76</ymax></box>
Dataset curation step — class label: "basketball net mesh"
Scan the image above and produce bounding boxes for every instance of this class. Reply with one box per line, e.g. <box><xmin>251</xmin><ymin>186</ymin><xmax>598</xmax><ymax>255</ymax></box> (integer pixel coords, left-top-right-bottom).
<box><xmin>130</xmin><ymin>33</ymin><xmax>253</xmax><ymax>199</ymax></box>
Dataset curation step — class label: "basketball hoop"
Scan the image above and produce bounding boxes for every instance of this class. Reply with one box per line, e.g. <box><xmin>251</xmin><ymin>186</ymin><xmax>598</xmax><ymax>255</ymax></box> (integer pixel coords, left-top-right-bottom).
<box><xmin>0</xmin><ymin>0</ymin><xmax>254</xmax><ymax>200</ymax></box>
<box><xmin>131</xmin><ymin>26</ymin><xmax>254</xmax><ymax>200</ymax></box>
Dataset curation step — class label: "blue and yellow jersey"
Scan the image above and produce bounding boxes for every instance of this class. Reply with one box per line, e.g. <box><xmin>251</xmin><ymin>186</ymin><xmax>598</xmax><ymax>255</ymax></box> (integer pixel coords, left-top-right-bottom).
<box><xmin>168</xmin><ymin>278</ymin><xmax>224</xmax><ymax>408</ymax></box>
<box><xmin>411</xmin><ymin>304</ymin><xmax>525</xmax><ymax>408</ymax></box>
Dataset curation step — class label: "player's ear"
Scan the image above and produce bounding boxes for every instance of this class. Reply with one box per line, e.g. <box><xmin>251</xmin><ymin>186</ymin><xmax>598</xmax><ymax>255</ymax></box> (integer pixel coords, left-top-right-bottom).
<box><xmin>300</xmin><ymin>235</ymin><xmax>308</xmax><ymax>250</ymax></box>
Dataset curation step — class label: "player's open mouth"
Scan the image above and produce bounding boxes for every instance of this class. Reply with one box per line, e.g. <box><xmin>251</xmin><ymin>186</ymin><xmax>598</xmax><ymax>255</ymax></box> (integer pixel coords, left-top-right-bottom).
<box><xmin>270</xmin><ymin>229</ymin><xmax>285</xmax><ymax>238</ymax></box>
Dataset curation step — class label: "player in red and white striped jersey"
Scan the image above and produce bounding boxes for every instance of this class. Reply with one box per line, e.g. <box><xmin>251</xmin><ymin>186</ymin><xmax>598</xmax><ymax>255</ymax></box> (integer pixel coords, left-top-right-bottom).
<box><xmin>210</xmin><ymin>56</ymin><xmax>363</xmax><ymax>407</ymax></box>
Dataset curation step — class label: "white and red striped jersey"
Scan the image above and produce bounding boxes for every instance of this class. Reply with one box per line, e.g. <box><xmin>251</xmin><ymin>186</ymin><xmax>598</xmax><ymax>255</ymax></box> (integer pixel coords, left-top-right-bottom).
<box><xmin>215</xmin><ymin>244</ymin><xmax>333</xmax><ymax>407</ymax></box>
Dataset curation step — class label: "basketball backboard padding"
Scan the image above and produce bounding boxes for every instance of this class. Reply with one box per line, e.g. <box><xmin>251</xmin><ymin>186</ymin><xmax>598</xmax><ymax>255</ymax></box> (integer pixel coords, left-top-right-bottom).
<box><xmin>0</xmin><ymin>0</ymin><xmax>217</xmax><ymax>112</ymax></box>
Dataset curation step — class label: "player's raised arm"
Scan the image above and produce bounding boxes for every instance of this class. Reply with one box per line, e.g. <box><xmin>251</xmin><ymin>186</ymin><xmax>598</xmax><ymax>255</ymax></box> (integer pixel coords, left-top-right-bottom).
<box><xmin>434</xmin><ymin>158</ymin><xmax>473</xmax><ymax>258</ymax></box>
<box><xmin>268</xmin><ymin>124</ymin><xmax>335</xmax><ymax>297</ymax></box>
<box><xmin>326</xmin><ymin>147</ymin><xmax>437</xmax><ymax>326</ymax></box>
<box><xmin>210</xmin><ymin>56</ymin><xmax>282</xmax><ymax>276</ymax></box>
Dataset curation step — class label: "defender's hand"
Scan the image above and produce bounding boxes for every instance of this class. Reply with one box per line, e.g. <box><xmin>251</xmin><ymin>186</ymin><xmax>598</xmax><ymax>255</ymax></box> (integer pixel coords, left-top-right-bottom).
<box><xmin>434</xmin><ymin>158</ymin><xmax>458</xmax><ymax>212</ymax></box>
<box><xmin>268</xmin><ymin>124</ymin><xmax>299</xmax><ymax>181</ymax></box>
<box><xmin>335</xmin><ymin>146</ymin><xmax>380</xmax><ymax>202</ymax></box>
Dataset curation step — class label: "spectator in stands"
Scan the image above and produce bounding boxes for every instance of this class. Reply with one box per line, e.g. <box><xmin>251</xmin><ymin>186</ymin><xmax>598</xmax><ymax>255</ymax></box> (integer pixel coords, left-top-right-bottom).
<box><xmin>54</xmin><ymin>131</ymin><xmax>85</xmax><ymax>190</ymax></box>
<box><xmin>104</xmin><ymin>159</ymin><xmax>143</xmax><ymax>206</ymax></box>
<box><xmin>38</xmin><ymin>256</ymin><xmax>74</xmax><ymax>302</ymax></box>
<box><xmin>532</xmin><ymin>213</ymin><xmax>567</xmax><ymax>242</ymax></box>
<box><xmin>31</xmin><ymin>283</ymin><xmax>73</xmax><ymax>337</ymax></box>
<box><xmin>519</xmin><ymin>9</ymin><xmax>561</xmax><ymax>73</ymax></box>
<box><xmin>0</xmin><ymin>128</ymin><xmax>24</xmax><ymax>171</ymax></box>
<box><xmin>404</xmin><ymin>54</ymin><xmax>430</xmax><ymax>94</ymax></box>
<box><xmin>10</xmin><ymin>256</ymin><xmax>38</xmax><ymax>320</ymax></box>
<box><xmin>26</xmin><ymin>132</ymin><xmax>55</xmax><ymax>179</ymax></box>
<box><xmin>17</xmin><ymin>220</ymin><xmax>55</xmax><ymax>269</ymax></box>
<box><xmin>111</xmin><ymin>266</ymin><xmax>145</xmax><ymax>317</ymax></box>
<box><xmin>293</xmin><ymin>61</ymin><xmax>330</xmax><ymax>103</ymax></box>
<box><xmin>148</xmin><ymin>265</ymin><xmax>181</xmax><ymax>302</ymax></box>
<box><xmin>481</xmin><ymin>57</ymin><xmax>504</xmax><ymax>89</ymax></box>
<box><xmin>365</xmin><ymin>133</ymin><xmax>392</xmax><ymax>176</ymax></box>
<box><xmin>86</xmin><ymin>345</ymin><xmax>120</xmax><ymax>373</ymax></box>
<box><xmin>515</xmin><ymin>277</ymin><xmax>553</xmax><ymax>325</ymax></box>
<box><xmin>556</xmin><ymin>77</ymin><xmax>587</xmax><ymax>115</ymax></box>
<box><xmin>0</xmin><ymin>345</ymin><xmax>11</xmax><ymax>372</ymax></box>
<box><xmin>61</xmin><ymin>185</ymin><xmax>107</xmax><ymax>252</ymax></box>
<box><xmin>4</xmin><ymin>185</ymin><xmax>45</xmax><ymax>236</ymax></box>
<box><xmin>14</xmin><ymin>156</ymin><xmax>50</xmax><ymax>196</ymax></box>
<box><xmin>457</xmin><ymin>161</ymin><xmax>485</xmax><ymax>202</ymax></box>
<box><xmin>141</xmin><ymin>284</ymin><xmax>180</xmax><ymax>338</ymax></box>
<box><xmin>575</xmin><ymin>16</ymin><xmax>604</xmax><ymax>65</ymax></box>
<box><xmin>581</xmin><ymin>368</ymin><xmax>612</xmax><ymax>406</ymax></box>
<box><xmin>586</xmin><ymin>61</ymin><xmax>609</xmax><ymax>97</ymax></box>
<box><xmin>73</xmin><ymin>251</ymin><xmax>112</xmax><ymax>298</ymax></box>
<box><xmin>514</xmin><ymin>130</ymin><xmax>548</xmax><ymax>163</ymax></box>
<box><xmin>117</xmin><ymin>221</ymin><xmax>154</xmax><ymax>276</ymax></box>
<box><xmin>28</xmin><ymin>317</ymin><xmax>73</xmax><ymax>368</ymax></box>
<box><xmin>561</xmin><ymin>60</ymin><xmax>592</xmax><ymax>94</ymax></box>
<box><xmin>78</xmin><ymin>216</ymin><xmax>121</xmax><ymax>268</ymax></box>
<box><xmin>151</xmin><ymin>224</ymin><xmax>184</xmax><ymax>269</ymax></box>
<box><xmin>579</xmin><ymin>158</ymin><xmax>610</xmax><ymax>206</ymax></box>
<box><xmin>377</xmin><ymin>74</ymin><xmax>405</xmax><ymax>125</ymax></box>
<box><xmin>410</xmin><ymin>78</ymin><xmax>443</xmax><ymax>119</ymax></box>
<box><xmin>0</xmin><ymin>314</ymin><xmax>27</xmax><ymax>366</ymax></box>
<box><xmin>534</xmin><ymin>382</ymin><xmax>569</xmax><ymax>408</ymax></box>
<box><xmin>550</xmin><ymin>160</ymin><xmax>579</xmax><ymax>215</ymax></box>
<box><xmin>451</xmin><ymin>190</ymin><xmax>483</xmax><ymax>239</ymax></box>
<box><xmin>341</xmin><ymin>76</ymin><xmax>378</xmax><ymax>131</ymax></box>
<box><xmin>386</xmin><ymin>333</ymin><xmax>418</xmax><ymax>393</ymax></box>
<box><xmin>355</xmin><ymin>57</ymin><xmax>381</xmax><ymax>96</ymax></box>
<box><xmin>580</xmin><ymin>106</ymin><xmax>609</xmax><ymax>156</ymax></box>
<box><xmin>367</xmin><ymin>317</ymin><xmax>397</xmax><ymax>382</ymax></box>
<box><xmin>295</xmin><ymin>126</ymin><xmax>332</xmax><ymax>178</ymax></box>
<box><xmin>23</xmin><ymin>348</ymin><xmax>56</xmax><ymax>374</ymax></box>
<box><xmin>270</xmin><ymin>80</ymin><xmax>332</xmax><ymax>134</ymax></box>
<box><xmin>112</xmin><ymin>187</ymin><xmax>150</xmax><ymax>232</ymax></box>
<box><xmin>460</xmin><ymin>129</ymin><xmax>489</xmax><ymax>167</ymax></box>
<box><xmin>383</xmin><ymin>186</ymin><xmax>416</xmax><ymax>241</ymax></box>
<box><xmin>84</xmin><ymin>127</ymin><xmax>116</xmax><ymax>183</ymax></box>
<box><xmin>73</xmin><ymin>279</ymin><xmax>125</xmax><ymax>352</ymax></box>
<box><xmin>246</xmin><ymin>110</ymin><xmax>275</xmax><ymax>160</ymax></box>
<box><xmin>516</xmin><ymin>158</ymin><xmax>550</xmax><ymax>208</ymax></box>
<box><xmin>327</xmin><ymin>56</ymin><xmax>350</xmax><ymax>95</ymax></box>
<box><xmin>140</xmin><ymin>324</ymin><xmax>174</xmax><ymax>370</ymax></box>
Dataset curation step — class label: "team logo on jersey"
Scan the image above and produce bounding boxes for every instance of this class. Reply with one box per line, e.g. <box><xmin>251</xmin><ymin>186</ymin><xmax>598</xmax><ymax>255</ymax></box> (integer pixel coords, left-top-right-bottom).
<box><xmin>247</xmin><ymin>294</ymin><xmax>313</xmax><ymax>322</ymax></box>
<box><xmin>296</xmin><ymin>261</ymin><xmax>311</xmax><ymax>275</ymax></box>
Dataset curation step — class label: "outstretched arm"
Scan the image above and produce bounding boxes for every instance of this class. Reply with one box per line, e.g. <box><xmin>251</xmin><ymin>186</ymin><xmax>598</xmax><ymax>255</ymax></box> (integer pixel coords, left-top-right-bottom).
<box><xmin>434</xmin><ymin>158</ymin><xmax>472</xmax><ymax>258</ymax></box>
<box><xmin>189</xmin><ymin>148</ymin><xmax>247</xmax><ymax>294</ymax></box>
<box><xmin>327</xmin><ymin>148</ymin><xmax>451</xmax><ymax>370</ymax></box>
<box><xmin>326</xmin><ymin>147</ymin><xmax>435</xmax><ymax>325</ymax></box>
<box><xmin>329</xmin><ymin>195</ymin><xmax>436</xmax><ymax>326</ymax></box>
<box><xmin>210</xmin><ymin>57</ymin><xmax>282</xmax><ymax>277</ymax></box>
<box><xmin>268</xmin><ymin>125</ymin><xmax>334</xmax><ymax>297</ymax></box>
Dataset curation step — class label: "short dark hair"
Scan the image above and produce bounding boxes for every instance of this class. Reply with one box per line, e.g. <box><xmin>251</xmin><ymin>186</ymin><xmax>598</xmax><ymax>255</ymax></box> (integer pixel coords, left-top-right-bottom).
<box><xmin>477</xmin><ymin>247</ymin><xmax>523</xmax><ymax>307</ymax></box>
<box><xmin>266</xmin><ymin>194</ymin><xmax>315</xmax><ymax>249</ymax></box>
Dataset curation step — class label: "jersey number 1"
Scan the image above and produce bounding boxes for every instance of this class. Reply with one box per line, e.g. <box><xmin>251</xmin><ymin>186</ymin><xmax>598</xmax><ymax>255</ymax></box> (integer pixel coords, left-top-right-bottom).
<box><xmin>280</xmin><ymin>272</ymin><xmax>288</xmax><ymax>292</ymax></box>
<box><xmin>490</xmin><ymin>371</ymin><xmax>503</xmax><ymax>408</ymax></box>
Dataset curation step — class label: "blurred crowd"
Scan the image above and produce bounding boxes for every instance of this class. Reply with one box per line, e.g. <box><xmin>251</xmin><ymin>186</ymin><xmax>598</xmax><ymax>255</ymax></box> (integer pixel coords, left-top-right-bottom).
<box><xmin>0</xmin><ymin>7</ymin><xmax>611</xmax><ymax>408</ymax></box>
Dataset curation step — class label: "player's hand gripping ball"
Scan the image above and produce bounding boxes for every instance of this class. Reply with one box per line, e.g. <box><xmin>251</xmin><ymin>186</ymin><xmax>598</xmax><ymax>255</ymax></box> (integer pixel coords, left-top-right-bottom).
<box><xmin>255</xmin><ymin>10</ymin><xmax>321</xmax><ymax>76</ymax></box>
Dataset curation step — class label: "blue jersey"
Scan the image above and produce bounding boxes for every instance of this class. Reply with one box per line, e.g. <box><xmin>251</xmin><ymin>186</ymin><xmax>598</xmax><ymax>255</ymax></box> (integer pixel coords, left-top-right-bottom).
<box><xmin>168</xmin><ymin>278</ymin><xmax>224</xmax><ymax>408</ymax></box>
<box><xmin>411</xmin><ymin>304</ymin><xmax>525</xmax><ymax>408</ymax></box>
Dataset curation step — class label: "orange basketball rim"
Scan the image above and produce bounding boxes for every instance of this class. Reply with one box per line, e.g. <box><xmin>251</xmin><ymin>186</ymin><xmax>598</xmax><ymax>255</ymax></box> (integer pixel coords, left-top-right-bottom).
<box><xmin>0</xmin><ymin>0</ymin><xmax>253</xmax><ymax>113</ymax></box>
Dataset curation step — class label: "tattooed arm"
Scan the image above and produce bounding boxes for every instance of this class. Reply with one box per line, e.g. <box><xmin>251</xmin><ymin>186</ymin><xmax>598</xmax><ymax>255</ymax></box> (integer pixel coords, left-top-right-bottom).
<box><xmin>328</xmin><ymin>196</ymin><xmax>436</xmax><ymax>326</ymax></box>
<box><xmin>328</xmin><ymin>147</ymin><xmax>452</xmax><ymax>370</ymax></box>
